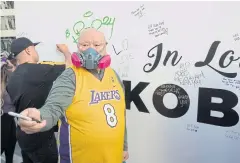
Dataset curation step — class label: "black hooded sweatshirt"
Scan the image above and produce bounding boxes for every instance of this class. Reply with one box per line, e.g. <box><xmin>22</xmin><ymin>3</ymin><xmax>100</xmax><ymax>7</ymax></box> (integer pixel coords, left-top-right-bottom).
<box><xmin>6</xmin><ymin>62</ymin><xmax>65</xmax><ymax>152</ymax></box>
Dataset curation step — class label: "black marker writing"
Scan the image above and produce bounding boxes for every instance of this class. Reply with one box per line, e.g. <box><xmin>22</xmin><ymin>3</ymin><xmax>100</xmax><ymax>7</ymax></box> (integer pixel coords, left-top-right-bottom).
<box><xmin>148</xmin><ymin>21</ymin><xmax>168</xmax><ymax>37</ymax></box>
<box><xmin>222</xmin><ymin>78</ymin><xmax>240</xmax><ymax>90</ymax></box>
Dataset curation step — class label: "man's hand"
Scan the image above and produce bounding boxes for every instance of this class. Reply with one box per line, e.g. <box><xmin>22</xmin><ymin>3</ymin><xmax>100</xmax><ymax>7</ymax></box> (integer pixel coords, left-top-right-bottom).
<box><xmin>18</xmin><ymin>108</ymin><xmax>46</xmax><ymax>134</ymax></box>
<box><xmin>56</xmin><ymin>44</ymin><xmax>70</xmax><ymax>55</ymax></box>
<box><xmin>56</xmin><ymin>44</ymin><xmax>72</xmax><ymax>67</ymax></box>
<box><xmin>123</xmin><ymin>151</ymin><xmax>129</xmax><ymax>161</ymax></box>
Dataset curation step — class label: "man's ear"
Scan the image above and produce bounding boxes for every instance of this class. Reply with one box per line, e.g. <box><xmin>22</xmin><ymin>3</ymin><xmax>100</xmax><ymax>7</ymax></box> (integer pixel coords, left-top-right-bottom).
<box><xmin>25</xmin><ymin>47</ymin><xmax>31</xmax><ymax>55</ymax></box>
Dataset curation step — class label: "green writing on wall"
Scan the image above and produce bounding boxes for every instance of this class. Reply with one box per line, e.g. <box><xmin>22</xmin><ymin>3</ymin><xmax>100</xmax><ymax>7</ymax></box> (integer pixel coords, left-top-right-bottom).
<box><xmin>65</xmin><ymin>11</ymin><xmax>116</xmax><ymax>44</ymax></box>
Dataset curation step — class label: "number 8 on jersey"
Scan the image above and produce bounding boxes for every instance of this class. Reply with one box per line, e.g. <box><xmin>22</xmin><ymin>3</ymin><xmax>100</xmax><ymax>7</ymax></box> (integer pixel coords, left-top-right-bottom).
<box><xmin>103</xmin><ymin>104</ymin><xmax>118</xmax><ymax>127</ymax></box>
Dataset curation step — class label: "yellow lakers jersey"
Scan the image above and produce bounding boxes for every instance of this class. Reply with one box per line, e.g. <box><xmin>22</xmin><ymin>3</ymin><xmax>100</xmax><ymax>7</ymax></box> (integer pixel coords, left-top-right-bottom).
<box><xmin>58</xmin><ymin>66</ymin><xmax>126</xmax><ymax>163</ymax></box>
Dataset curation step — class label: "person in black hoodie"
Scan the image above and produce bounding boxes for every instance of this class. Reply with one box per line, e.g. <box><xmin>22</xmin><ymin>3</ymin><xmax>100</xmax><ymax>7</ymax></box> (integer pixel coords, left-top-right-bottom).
<box><xmin>6</xmin><ymin>37</ymin><xmax>71</xmax><ymax>163</ymax></box>
<box><xmin>1</xmin><ymin>53</ymin><xmax>17</xmax><ymax>163</ymax></box>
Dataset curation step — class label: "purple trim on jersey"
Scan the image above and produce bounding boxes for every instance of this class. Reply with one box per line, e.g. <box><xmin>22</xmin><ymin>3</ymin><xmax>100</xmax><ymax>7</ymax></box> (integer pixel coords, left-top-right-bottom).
<box><xmin>59</xmin><ymin>117</ymin><xmax>71</xmax><ymax>163</ymax></box>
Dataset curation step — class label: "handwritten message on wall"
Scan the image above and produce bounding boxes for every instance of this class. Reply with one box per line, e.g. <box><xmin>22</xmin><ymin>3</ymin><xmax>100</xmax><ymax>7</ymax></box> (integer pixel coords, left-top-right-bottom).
<box><xmin>222</xmin><ymin>78</ymin><xmax>240</xmax><ymax>90</ymax></box>
<box><xmin>225</xmin><ymin>130</ymin><xmax>240</xmax><ymax>141</ymax></box>
<box><xmin>65</xmin><ymin>11</ymin><xmax>116</xmax><ymax>44</ymax></box>
<box><xmin>174</xmin><ymin>62</ymin><xmax>205</xmax><ymax>87</ymax></box>
<box><xmin>131</xmin><ymin>4</ymin><xmax>145</xmax><ymax>19</ymax></box>
<box><xmin>233</xmin><ymin>33</ymin><xmax>239</xmax><ymax>41</ymax></box>
<box><xmin>148</xmin><ymin>21</ymin><xmax>168</xmax><ymax>37</ymax></box>
<box><xmin>112</xmin><ymin>39</ymin><xmax>134</xmax><ymax>78</ymax></box>
<box><xmin>186</xmin><ymin>124</ymin><xmax>199</xmax><ymax>132</ymax></box>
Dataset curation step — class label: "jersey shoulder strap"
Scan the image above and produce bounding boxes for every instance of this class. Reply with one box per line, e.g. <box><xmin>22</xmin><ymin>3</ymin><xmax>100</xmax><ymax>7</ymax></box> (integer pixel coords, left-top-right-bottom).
<box><xmin>38</xmin><ymin>61</ymin><xmax>65</xmax><ymax>65</ymax></box>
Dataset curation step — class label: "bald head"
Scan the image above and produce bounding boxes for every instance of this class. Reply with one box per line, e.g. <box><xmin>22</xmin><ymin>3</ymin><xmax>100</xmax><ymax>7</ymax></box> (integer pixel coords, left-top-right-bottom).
<box><xmin>79</xmin><ymin>28</ymin><xmax>106</xmax><ymax>42</ymax></box>
<box><xmin>77</xmin><ymin>28</ymin><xmax>107</xmax><ymax>55</ymax></box>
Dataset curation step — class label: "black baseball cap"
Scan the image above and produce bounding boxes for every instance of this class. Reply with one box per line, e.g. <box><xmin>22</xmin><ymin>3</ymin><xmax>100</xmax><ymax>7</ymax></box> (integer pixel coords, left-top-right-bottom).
<box><xmin>10</xmin><ymin>37</ymin><xmax>40</xmax><ymax>57</ymax></box>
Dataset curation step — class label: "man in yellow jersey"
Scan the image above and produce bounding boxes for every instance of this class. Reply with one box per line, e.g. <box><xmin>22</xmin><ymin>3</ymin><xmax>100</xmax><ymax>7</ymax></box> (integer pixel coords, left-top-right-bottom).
<box><xmin>17</xmin><ymin>28</ymin><xmax>129</xmax><ymax>163</ymax></box>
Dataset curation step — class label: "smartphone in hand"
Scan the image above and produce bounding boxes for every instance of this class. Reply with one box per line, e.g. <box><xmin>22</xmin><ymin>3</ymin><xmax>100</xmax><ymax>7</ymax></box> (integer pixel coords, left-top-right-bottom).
<box><xmin>8</xmin><ymin>111</ymin><xmax>42</xmax><ymax>123</ymax></box>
